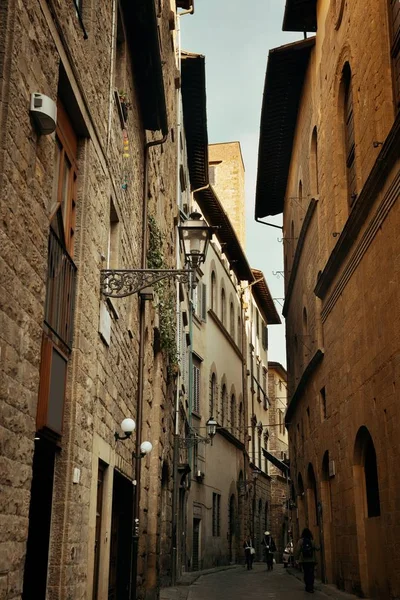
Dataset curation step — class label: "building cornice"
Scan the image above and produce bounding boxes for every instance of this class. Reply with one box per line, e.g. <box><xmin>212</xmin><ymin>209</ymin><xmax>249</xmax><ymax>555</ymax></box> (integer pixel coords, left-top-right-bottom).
<box><xmin>285</xmin><ymin>349</ymin><xmax>324</xmax><ymax>424</ymax></box>
<box><xmin>282</xmin><ymin>198</ymin><xmax>318</xmax><ymax>317</ymax></box>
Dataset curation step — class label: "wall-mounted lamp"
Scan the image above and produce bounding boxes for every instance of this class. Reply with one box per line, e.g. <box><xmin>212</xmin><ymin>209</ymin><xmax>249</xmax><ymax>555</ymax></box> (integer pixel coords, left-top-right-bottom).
<box><xmin>114</xmin><ymin>417</ymin><xmax>136</xmax><ymax>441</ymax></box>
<box><xmin>100</xmin><ymin>212</ymin><xmax>212</xmax><ymax>298</ymax></box>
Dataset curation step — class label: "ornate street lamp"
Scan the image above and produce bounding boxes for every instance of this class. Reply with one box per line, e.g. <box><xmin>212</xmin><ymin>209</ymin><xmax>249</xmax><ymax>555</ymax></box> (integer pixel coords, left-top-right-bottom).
<box><xmin>100</xmin><ymin>212</ymin><xmax>212</xmax><ymax>298</ymax></box>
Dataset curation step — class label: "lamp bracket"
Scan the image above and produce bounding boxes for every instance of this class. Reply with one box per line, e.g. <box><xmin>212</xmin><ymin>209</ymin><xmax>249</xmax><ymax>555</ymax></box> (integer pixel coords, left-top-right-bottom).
<box><xmin>179</xmin><ymin>433</ymin><xmax>211</xmax><ymax>449</ymax></box>
<box><xmin>100</xmin><ymin>269</ymin><xmax>193</xmax><ymax>298</ymax></box>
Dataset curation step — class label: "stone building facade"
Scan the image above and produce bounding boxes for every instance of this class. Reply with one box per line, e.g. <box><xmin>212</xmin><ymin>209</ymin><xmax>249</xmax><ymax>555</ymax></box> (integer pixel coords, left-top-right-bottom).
<box><xmin>0</xmin><ymin>0</ymin><xmax>192</xmax><ymax>598</ymax></box>
<box><xmin>267</xmin><ymin>362</ymin><xmax>289</xmax><ymax>558</ymax></box>
<box><xmin>255</xmin><ymin>0</ymin><xmax>400</xmax><ymax>597</ymax></box>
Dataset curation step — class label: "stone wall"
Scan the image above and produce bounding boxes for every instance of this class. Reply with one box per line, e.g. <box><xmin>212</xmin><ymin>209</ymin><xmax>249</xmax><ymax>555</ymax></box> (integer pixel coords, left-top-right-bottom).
<box><xmin>281</xmin><ymin>0</ymin><xmax>400</xmax><ymax>597</ymax></box>
<box><xmin>0</xmin><ymin>0</ymin><xmax>179</xmax><ymax>597</ymax></box>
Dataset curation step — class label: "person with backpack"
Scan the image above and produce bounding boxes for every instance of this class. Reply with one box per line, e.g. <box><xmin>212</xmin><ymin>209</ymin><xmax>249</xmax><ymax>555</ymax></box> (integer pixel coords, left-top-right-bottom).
<box><xmin>262</xmin><ymin>531</ymin><xmax>277</xmax><ymax>571</ymax></box>
<box><xmin>243</xmin><ymin>537</ymin><xmax>255</xmax><ymax>570</ymax></box>
<box><xmin>295</xmin><ymin>528</ymin><xmax>319</xmax><ymax>593</ymax></box>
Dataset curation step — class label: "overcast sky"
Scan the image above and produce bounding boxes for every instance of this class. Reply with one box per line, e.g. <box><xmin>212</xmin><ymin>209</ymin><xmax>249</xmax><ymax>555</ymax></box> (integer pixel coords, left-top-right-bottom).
<box><xmin>181</xmin><ymin>0</ymin><xmax>300</xmax><ymax>367</ymax></box>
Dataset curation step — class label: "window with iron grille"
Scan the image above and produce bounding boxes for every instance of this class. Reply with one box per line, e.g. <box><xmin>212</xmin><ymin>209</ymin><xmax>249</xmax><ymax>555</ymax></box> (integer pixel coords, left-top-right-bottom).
<box><xmin>212</xmin><ymin>493</ymin><xmax>221</xmax><ymax>536</ymax></box>
<box><xmin>37</xmin><ymin>100</ymin><xmax>78</xmax><ymax>436</ymax></box>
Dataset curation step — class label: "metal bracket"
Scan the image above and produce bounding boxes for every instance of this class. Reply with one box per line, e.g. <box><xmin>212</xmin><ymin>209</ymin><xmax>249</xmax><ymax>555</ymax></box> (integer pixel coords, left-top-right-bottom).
<box><xmin>179</xmin><ymin>433</ymin><xmax>211</xmax><ymax>449</ymax></box>
<box><xmin>100</xmin><ymin>269</ymin><xmax>193</xmax><ymax>298</ymax></box>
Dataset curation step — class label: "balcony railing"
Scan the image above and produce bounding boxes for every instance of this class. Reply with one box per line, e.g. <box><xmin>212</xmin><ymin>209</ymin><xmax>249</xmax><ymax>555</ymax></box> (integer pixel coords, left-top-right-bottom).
<box><xmin>44</xmin><ymin>228</ymin><xmax>77</xmax><ymax>351</ymax></box>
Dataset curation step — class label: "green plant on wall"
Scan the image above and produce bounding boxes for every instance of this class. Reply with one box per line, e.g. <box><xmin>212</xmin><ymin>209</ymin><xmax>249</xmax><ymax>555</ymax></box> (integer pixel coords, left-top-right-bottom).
<box><xmin>147</xmin><ymin>216</ymin><xmax>178</xmax><ymax>377</ymax></box>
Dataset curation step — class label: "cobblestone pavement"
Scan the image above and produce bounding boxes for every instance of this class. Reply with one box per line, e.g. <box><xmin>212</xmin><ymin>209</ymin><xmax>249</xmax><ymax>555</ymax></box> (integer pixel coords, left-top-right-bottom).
<box><xmin>186</xmin><ymin>564</ymin><xmax>343</xmax><ymax>600</ymax></box>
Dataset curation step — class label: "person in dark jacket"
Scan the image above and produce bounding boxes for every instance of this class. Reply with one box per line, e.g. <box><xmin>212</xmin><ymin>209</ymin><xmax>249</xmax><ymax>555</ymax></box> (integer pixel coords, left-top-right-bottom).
<box><xmin>262</xmin><ymin>531</ymin><xmax>276</xmax><ymax>571</ymax></box>
<box><xmin>243</xmin><ymin>537</ymin><xmax>254</xmax><ymax>570</ymax></box>
<box><xmin>294</xmin><ymin>528</ymin><xmax>319</xmax><ymax>593</ymax></box>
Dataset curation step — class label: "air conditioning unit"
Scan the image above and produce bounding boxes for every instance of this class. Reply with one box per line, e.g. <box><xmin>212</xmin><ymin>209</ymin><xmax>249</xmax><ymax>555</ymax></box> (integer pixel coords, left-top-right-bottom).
<box><xmin>196</xmin><ymin>470</ymin><xmax>205</xmax><ymax>480</ymax></box>
<box><xmin>328</xmin><ymin>460</ymin><xmax>336</xmax><ymax>478</ymax></box>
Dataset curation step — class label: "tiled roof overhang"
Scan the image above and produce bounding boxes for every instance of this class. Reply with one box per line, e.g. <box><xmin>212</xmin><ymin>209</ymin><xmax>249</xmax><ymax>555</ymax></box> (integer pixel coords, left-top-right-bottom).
<box><xmin>254</xmin><ymin>37</ymin><xmax>315</xmax><ymax>218</ymax></box>
<box><xmin>195</xmin><ymin>186</ymin><xmax>254</xmax><ymax>283</ymax></box>
<box><xmin>123</xmin><ymin>0</ymin><xmax>168</xmax><ymax>135</ymax></box>
<box><xmin>282</xmin><ymin>0</ymin><xmax>317</xmax><ymax>32</ymax></box>
<box><xmin>176</xmin><ymin>0</ymin><xmax>192</xmax><ymax>9</ymax></box>
<box><xmin>268</xmin><ymin>361</ymin><xmax>287</xmax><ymax>380</ymax></box>
<box><xmin>181</xmin><ymin>52</ymin><xmax>209</xmax><ymax>190</ymax></box>
<box><xmin>251</xmin><ymin>269</ymin><xmax>281</xmax><ymax>325</ymax></box>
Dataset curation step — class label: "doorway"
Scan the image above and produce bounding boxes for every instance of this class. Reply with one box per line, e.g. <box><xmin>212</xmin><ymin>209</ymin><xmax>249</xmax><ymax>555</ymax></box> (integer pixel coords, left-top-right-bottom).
<box><xmin>108</xmin><ymin>470</ymin><xmax>133</xmax><ymax>600</ymax></box>
<box><xmin>192</xmin><ymin>519</ymin><xmax>201</xmax><ymax>571</ymax></box>
<box><xmin>22</xmin><ymin>438</ymin><xmax>56</xmax><ymax>600</ymax></box>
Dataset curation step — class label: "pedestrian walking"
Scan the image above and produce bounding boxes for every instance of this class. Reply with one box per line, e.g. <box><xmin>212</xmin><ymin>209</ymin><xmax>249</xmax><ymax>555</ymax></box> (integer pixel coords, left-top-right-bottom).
<box><xmin>294</xmin><ymin>528</ymin><xmax>319</xmax><ymax>593</ymax></box>
<box><xmin>262</xmin><ymin>531</ymin><xmax>276</xmax><ymax>571</ymax></box>
<box><xmin>243</xmin><ymin>537</ymin><xmax>255</xmax><ymax>570</ymax></box>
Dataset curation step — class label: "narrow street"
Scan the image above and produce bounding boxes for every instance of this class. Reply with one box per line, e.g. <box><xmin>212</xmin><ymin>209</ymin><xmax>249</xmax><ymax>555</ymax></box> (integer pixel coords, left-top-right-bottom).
<box><xmin>188</xmin><ymin>564</ymin><xmax>328</xmax><ymax>600</ymax></box>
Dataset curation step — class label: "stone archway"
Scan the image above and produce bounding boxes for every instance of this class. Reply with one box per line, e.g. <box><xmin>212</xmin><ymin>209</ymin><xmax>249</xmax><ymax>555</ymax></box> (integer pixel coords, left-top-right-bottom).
<box><xmin>321</xmin><ymin>451</ymin><xmax>333</xmax><ymax>583</ymax></box>
<box><xmin>353</xmin><ymin>427</ymin><xmax>387</xmax><ymax>598</ymax></box>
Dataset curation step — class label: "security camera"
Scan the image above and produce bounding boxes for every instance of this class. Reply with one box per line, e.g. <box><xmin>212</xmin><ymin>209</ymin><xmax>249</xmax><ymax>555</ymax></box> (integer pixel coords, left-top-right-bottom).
<box><xmin>30</xmin><ymin>93</ymin><xmax>57</xmax><ymax>135</ymax></box>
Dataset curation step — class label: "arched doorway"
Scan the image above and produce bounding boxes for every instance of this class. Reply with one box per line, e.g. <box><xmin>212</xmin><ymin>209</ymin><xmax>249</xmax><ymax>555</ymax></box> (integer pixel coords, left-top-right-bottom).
<box><xmin>353</xmin><ymin>427</ymin><xmax>387</xmax><ymax>598</ymax></box>
<box><xmin>321</xmin><ymin>451</ymin><xmax>333</xmax><ymax>583</ymax></box>
<box><xmin>297</xmin><ymin>473</ymin><xmax>305</xmax><ymax>537</ymax></box>
<box><xmin>306</xmin><ymin>464</ymin><xmax>321</xmax><ymax>578</ymax></box>
<box><xmin>229</xmin><ymin>494</ymin><xmax>236</xmax><ymax>563</ymax></box>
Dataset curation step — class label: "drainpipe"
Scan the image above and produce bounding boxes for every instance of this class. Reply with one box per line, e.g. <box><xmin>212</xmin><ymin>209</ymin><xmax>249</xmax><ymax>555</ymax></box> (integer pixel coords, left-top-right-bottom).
<box><xmin>130</xmin><ymin>132</ymin><xmax>168</xmax><ymax>600</ymax></box>
<box><xmin>171</xmin><ymin>4</ymin><xmax>195</xmax><ymax>585</ymax></box>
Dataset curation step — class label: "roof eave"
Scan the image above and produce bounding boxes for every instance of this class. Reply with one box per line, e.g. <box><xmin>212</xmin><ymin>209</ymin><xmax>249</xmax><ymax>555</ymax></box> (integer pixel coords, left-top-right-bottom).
<box><xmin>254</xmin><ymin>37</ymin><xmax>315</xmax><ymax>219</ymax></box>
<box><xmin>251</xmin><ymin>269</ymin><xmax>281</xmax><ymax>325</ymax></box>
<box><xmin>195</xmin><ymin>186</ymin><xmax>253</xmax><ymax>283</ymax></box>
<box><xmin>181</xmin><ymin>52</ymin><xmax>209</xmax><ymax>190</ymax></box>
<box><xmin>282</xmin><ymin>0</ymin><xmax>317</xmax><ymax>32</ymax></box>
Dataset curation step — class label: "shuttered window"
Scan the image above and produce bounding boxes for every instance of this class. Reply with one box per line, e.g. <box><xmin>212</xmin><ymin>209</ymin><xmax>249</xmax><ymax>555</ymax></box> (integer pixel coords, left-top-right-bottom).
<box><xmin>193</xmin><ymin>363</ymin><xmax>200</xmax><ymax>414</ymax></box>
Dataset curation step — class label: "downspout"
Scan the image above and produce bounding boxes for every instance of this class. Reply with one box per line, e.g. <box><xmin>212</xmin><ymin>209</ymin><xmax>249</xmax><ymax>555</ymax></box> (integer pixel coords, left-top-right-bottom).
<box><xmin>131</xmin><ymin>132</ymin><xmax>168</xmax><ymax>600</ymax></box>
<box><xmin>171</xmin><ymin>4</ymin><xmax>194</xmax><ymax>585</ymax></box>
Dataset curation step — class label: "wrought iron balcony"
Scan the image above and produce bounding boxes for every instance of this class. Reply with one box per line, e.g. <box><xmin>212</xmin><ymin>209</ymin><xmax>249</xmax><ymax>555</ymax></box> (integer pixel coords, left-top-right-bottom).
<box><xmin>44</xmin><ymin>228</ymin><xmax>77</xmax><ymax>351</ymax></box>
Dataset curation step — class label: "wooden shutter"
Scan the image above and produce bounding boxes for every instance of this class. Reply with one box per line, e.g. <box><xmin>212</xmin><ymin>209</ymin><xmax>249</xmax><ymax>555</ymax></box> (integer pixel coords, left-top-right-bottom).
<box><xmin>343</xmin><ymin>65</ymin><xmax>357</xmax><ymax>204</ymax></box>
<box><xmin>201</xmin><ymin>283</ymin><xmax>207</xmax><ymax>321</ymax></box>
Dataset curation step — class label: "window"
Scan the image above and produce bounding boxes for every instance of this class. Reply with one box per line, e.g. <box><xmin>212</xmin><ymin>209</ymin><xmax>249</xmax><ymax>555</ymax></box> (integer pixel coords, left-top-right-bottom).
<box><xmin>107</xmin><ymin>200</ymin><xmax>120</xmax><ymax>269</ymax></box>
<box><xmin>209</xmin><ymin>165</ymin><xmax>216</xmax><ymax>185</ymax></box>
<box><xmin>365</xmin><ymin>438</ymin><xmax>381</xmax><ymax>517</ymax></box>
<box><xmin>220</xmin><ymin>383</ymin><xmax>227</xmax><ymax>426</ymax></box>
<box><xmin>37</xmin><ymin>100</ymin><xmax>78</xmax><ymax>435</ymax></box>
<box><xmin>212</xmin><ymin>493</ymin><xmax>221</xmax><ymax>536</ymax></box>
<box><xmin>261</xmin><ymin>324</ymin><xmax>268</xmax><ymax>350</ymax></box>
<box><xmin>342</xmin><ymin>63</ymin><xmax>357</xmax><ymax>205</ymax></box>
<box><xmin>211</xmin><ymin>271</ymin><xmax>217</xmax><ymax>311</ymax></box>
<box><xmin>193</xmin><ymin>360</ymin><xmax>200</xmax><ymax>414</ymax></box>
<box><xmin>237</xmin><ymin>315</ymin><xmax>242</xmax><ymax>348</ymax></box>
<box><xmin>230</xmin><ymin>302</ymin><xmax>235</xmax><ymax>338</ymax></box>
<box><xmin>230</xmin><ymin>394</ymin><xmax>236</xmax><ymax>431</ymax></box>
<box><xmin>238</xmin><ymin>402</ymin><xmax>243</xmax><ymax>441</ymax></box>
<box><xmin>256</xmin><ymin>362</ymin><xmax>261</xmax><ymax>402</ymax></box>
<box><xmin>389</xmin><ymin>0</ymin><xmax>400</xmax><ymax>109</ymax></box>
<box><xmin>210</xmin><ymin>373</ymin><xmax>217</xmax><ymax>416</ymax></box>
<box><xmin>221</xmin><ymin>288</ymin><xmax>226</xmax><ymax>325</ymax></box>
<box><xmin>256</xmin><ymin>311</ymin><xmax>260</xmax><ymax>338</ymax></box>
<box><xmin>115</xmin><ymin>7</ymin><xmax>127</xmax><ymax>92</ymax></box>
<box><xmin>258</xmin><ymin>429</ymin><xmax>262</xmax><ymax>469</ymax></box>
<box><xmin>193</xmin><ymin>282</ymin><xmax>207</xmax><ymax>321</ymax></box>
<box><xmin>262</xmin><ymin>369</ymin><xmax>267</xmax><ymax>398</ymax></box>
<box><xmin>311</xmin><ymin>127</ymin><xmax>319</xmax><ymax>195</ymax></box>
<box><xmin>320</xmin><ymin>387</ymin><xmax>327</xmax><ymax>420</ymax></box>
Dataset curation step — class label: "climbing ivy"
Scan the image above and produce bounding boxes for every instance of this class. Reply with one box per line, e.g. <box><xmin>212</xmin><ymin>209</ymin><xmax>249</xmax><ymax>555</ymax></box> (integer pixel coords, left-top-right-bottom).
<box><xmin>147</xmin><ymin>216</ymin><xmax>178</xmax><ymax>377</ymax></box>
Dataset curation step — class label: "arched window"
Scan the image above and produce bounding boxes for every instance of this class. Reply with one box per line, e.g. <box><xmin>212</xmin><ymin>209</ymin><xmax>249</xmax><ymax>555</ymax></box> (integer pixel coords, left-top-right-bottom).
<box><xmin>220</xmin><ymin>383</ymin><xmax>227</xmax><ymax>426</ymax></box>
<box><xmin>221</xmin><ymin>288</ymin><xmax>226</xmax><ymax>326</ymax></box>
<box><xmin>311</xmin><ymin>127</ymin><xmax>319</xmax><ymax>195</ymax></box>
<box><xmin>230</xmin><ymin>302</ymin><xmax>235</xmax><ymax>338</ymax></box>
<box><xmin>230</xmin><ymin>394</ymin><xmax>236</xmax><ymax>431</ymax></box>
<box><xmin>210</xmin><ymin>373</ymin><xmax>216</xmax><ymax>416</ymax></box>
<box><xmin>303</xmin><ymin>307</ymin><xmax>308</xmax><ymax>332</ymax></box>
<box><xmin>364</xmin><ymin>436</ymin><xmax>381</xmax><ymax>517</ymax></box>
<box><xmin>211</xmin><ymin>271</ymin><xmax>217</xmax><ymax>311</ymax></box>
<box><xmin>299</xmin><ymin>180</ymin><xmax>303</xmax><ymax>207</ymax></box>
<box><xmin>238</xmin><ymin>402</ymin><xmax>243</xmax><ymax>441</ymax></box>
<box><xmin>342</xmin><ymin>63</ymin><xmax>357</xmax><ymax>206</ymax></box>
<box><xmin>237</xmin><ymin>315</ymin><xmax>242</xmax><ymax>348</ymax></box>
<box><xmin>257</xmin><ymin>429</ymin><xmax>262</xmax><ymax>468</ymax></box>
